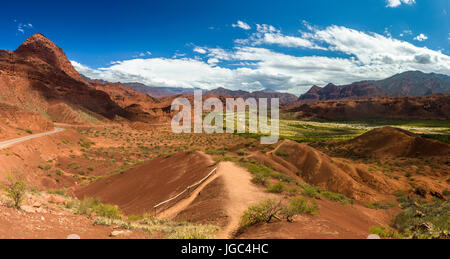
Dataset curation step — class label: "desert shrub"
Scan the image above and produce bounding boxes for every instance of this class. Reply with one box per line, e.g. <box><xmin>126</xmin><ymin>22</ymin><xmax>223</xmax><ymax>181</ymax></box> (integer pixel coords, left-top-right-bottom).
<box><xmin>38</xmin><ymin>163</ymin><xmax>52</xmax><ymax>171</ymax></box>
<box><xmin>64</xmin><ymin>200</ymin><xmax>76</xmax><ymax>209</ymax></box>
<box><xmin>275</xmin><ymin>151</ymin><xmax>290</xmax><ymax>161</ymax></box>
<box><xmin>127</xmin><ymin>215</ymin><xmax>143</xmax><ymax>221</ymax></box>
<box><xmin>282</xmin><ymin>197</ymin><xmax>319</xmax><ymax>222</ymax></box>
<box><xmin>206</xmin><ymin>149</ymin><xmax>227</xmax><ymax>156</ymax></box>
<box><xmin>239</xmin><ymin>199</ymin><xmax>283</xmax><ymax>228</ymax></box>
<box><xmin>322</xmin><ymin>191</ymin><xmax>351</xmax><ymax>205</ymax></box>
<box><xmin>78</xmin><ymin>139</ymin><xmax>93</xmax><ymax>148</ymax></box>
<box><xmin>267</xmin><ymin>182</ymin><xmax>285</xmax><ymax>193</ymax></box>
<box><xmin>67</xmin><ymin>162</ymin><xmax>81</xmax><ymax>169</ymax></box>
<box><xmin>77</xmin><ymin>198</ymin><xmax>122</xmax><ymax>219</ymax></box>
<box><xmin>47</xmin><ymin>189</ymin><xmax>67</xmax><ymax>196</ymax></box>
<box><xmin>369</xmin><ymin>225</ymin><xmax>401</xmax><ymax>239</ymax></box>
<box><xmin>286</xmin><ymin>187</ymin><xmax>300</xmax><ymax>196</ymax></box>
<box><xmin>251</xmin><ymin>173</ymin><xmax>269</xmax><ymax>186</ymax></box>
<box><xmin>236</xmin><ymin>149</ymin><xmax>247</xmax><ymax>156</ymax></box>
<box><xmin>94</xmin><ymin>216</ymin><xmax>219</xmax><ymax>239</ymax></box>
<box><xmin>366</xmin><ymin>201</ymin><xmax>396</xmax><ymax>210</ymax></box>
<box><xmin>168</xmin><ymin>226</ymin><xmax>218</xmax><ymax>239</ymax></box>
<box><xmin>241</xmin><ymin>162</ymin><xmax>296</xmax><ymax>185</ymax></box>
<box><xmin>4</xmin><ymin>176</ymin><xmax>27</xmax><ymax>209</ymax></box>
<box><xmin>393</xmin><ymin>197</ymin><xmax>449</xmax><ymax>239</ymax></box>
<box><xmin>301</xmin><ymin>184</ymin><xmax>322</xmax><ymax>199</ymax></box>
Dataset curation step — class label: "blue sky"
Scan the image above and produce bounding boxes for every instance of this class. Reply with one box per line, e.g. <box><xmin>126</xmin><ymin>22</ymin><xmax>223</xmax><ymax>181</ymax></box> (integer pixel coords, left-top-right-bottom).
<box><xmin>1</xmin><ymin>0</ymin><xmax>449</xmax><ymax>94</ymax></box>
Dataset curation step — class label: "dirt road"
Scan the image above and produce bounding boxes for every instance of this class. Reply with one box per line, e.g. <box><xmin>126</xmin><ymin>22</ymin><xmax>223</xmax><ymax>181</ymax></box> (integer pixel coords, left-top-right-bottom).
<box><xmin>0</xmin><ymin>127</ymin><xmax>65</xmax><ymax>149</ymax></box>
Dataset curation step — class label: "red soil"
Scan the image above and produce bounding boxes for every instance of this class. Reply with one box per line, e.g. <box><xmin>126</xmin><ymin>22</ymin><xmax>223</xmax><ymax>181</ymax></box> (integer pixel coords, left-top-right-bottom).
<box><xmin>0</xmin><ymin>103</ymin><xmax>53</xmax><ymax>141</ymax></box>
<box><xmin>237</xmin><ymin>199</ymin><xmax>398</xmax><ymax>239</ymax></box>
<box><xmin>344</xmin><ymin>126</ymin><xmax>450</xmax><ymax>158</ymax></box>
<box><xmin>271</xmin><ymin>140</ymin><xmax>403</xmax><ymax>201</ymax></box>
<box><xmin>75</xmin><ymin>151</ymin><xmax>215</xmax><ymax>215</ymax></box>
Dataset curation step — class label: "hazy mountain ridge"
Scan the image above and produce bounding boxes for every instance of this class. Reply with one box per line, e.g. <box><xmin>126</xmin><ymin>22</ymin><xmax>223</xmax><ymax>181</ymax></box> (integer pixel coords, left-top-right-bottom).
<box><xmin>299</xmin><ymin>71</ymin><xmax>450</xmax><ymax>103</ymax></box>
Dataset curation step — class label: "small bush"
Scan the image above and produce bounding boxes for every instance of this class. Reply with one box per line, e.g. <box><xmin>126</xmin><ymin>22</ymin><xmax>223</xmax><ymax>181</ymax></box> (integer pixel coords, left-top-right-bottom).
<box><xmin>128</xmin><ymin>215</ymin><xmax>143</xmax><ymax>221</ymax></box>
<box><xmin>286</xmin><ymin>187</ymin><xmax>299</xmax><ymax>196</ymax></box>
<box><xmin>275</xmin><ymin>151</ymin><xmax>290</xmax><ymax>161</ymax></box>
<box><xmin>301</xmin><ymin>185</ymin><xmax>322</xmax><ymax>199</ymax></box>
<box><xmin>47</xmin><ymin>189</ymin><xmax>67</xmax><ymax>196</ymax></box>
<box><xmin>282</xmin><ymin>197</ymin><xmax>319</xmax><ymax>222</ymax></box>
<box><xmin>267</xmin><ymin>182</ymin><xmax>285</xmax><ymax>193</ymax></box>
<box><xmin>239</xmin><ymin>199</ymin><xmax>283</xmax><ymax>228</ymax></box>
<box><xmin>236</xmin><ymin>149</ymin><xmax>247</xmax><ymax>156</ymax></box>
<box><xmin>5</xmin><ymin>176</ymin><xmax>27</xmax><ymax>209</ymax></box>
<box><xmin>366</xmin><ymin>201</ymin><xmax>396</xmax><ymax>210</ymax></box>
<box><xmin>251</xmin><ymin>174</ymin><xmax>269</xmax><ymax>186</ymax></box>
<box><xmin>322</xmin><ymin>191</ymin><xmax>351</xmax><ymax>205</ymax></box>
<box><xmin>168</xmin><ymin>226</ymin><xmax>218</xmax><ymax>239</ymax></box>
<box><xmin>77</xmin><ymin>198</ymin><xmax>122</xmax><ymax>219</ymax></box>
<box><xmin>369</xmin><ymin>225</ymin><xmax>401</xmax><ymax>239</ymax></box>
<box><xmin>38</xmin><ymin>163</ymin><xmax>52</xmax><ymax>171</ymax></box>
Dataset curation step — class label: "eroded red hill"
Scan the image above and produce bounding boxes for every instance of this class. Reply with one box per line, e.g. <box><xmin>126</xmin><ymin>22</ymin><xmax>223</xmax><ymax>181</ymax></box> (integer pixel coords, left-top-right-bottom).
<box><xmin>288</xmin><ymin>94</ymin><xmax>450</xmax><ymax>120</ymax></box>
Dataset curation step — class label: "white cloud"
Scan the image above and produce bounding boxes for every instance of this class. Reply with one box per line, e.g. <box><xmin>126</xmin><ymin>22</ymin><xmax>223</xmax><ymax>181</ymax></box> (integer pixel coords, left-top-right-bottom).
<box><xmin>193</xmin><ymin>47</ymin><xmax>207</xmax><ymax>54</ymax></box>
<box><xmin>236</xmin><ymin>24</ymin><xmax>326</xmax><ymax>50</ymax></box>
<box><xmin>386</xmin><ymin>0</ymin><xmax>416</xmax><ymax>8</ymax></box>
<box><xmin>232</xmin><ymin>20</ymin><xmax>251</xmax><ymax>30</ymax></box>
<box><xmin>72</xmin><ymin>23</ymin><xmax>450</xmax><ymax>95</ymax></box>
<box><xmin>413</xmin><ymin>33</ymin><xmax>428</xmax><ymax>41</ymax></box>
<box><xmin>17</xmin><ymin>23</ymin><xmax>33</xmax><ymax>34</ymax></box>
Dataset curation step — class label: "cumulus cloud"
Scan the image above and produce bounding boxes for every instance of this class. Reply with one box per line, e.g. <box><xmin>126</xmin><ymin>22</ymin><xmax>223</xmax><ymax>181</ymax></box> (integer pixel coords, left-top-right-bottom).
<box><xmin>236</xmin><ymin>24</ymin><xmax>326</xmax><ymax>50</ymax></box>
<box><xmin>193</xmin><ymin>47</ymin><xmax>207</xmax><ymax>54</ymax></box>
<box><xmin>72</xmin><ymin>23</ymin><xmax>450</xmax><ymax>95</ymax></box>
<box><xmin>232</xmin><ymin>21</ymin><xmax>251</xmax><ymax>30</ymax></box>
<box><xmin>386</xmin><ymin>0</ymin><xmax>416</xmax><ymax>8</ymax></box>
<box><xmin>413</xmin><ymin>33</ymin><xmax>428</xmax><ymax>41</ymax></box>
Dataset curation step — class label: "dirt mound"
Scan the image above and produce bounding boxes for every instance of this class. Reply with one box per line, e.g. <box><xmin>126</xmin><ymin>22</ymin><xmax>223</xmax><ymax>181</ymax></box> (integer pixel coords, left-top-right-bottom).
<box><xmin>174</xmin><ymin>177</ymin><xmax>229</xmax><ymax>228</ymax></box>
<box><xmin>75</xmin><ymin>151</ymin><xmax>214</xmax><ymax>215</ymax></box>
<box><xmin>237</xmin><ymin>199</ymin><xmax>398</xmax><ymax>239</ymax></box>
<box><xmin>344</xmin><ymin>127</ymin><xmax>450</xmax><ymax>158</ymax></box>
<box><xmin>273</xmin><ymin>140</ymin><xmax>402</xmax><ymax>200</ymax></box>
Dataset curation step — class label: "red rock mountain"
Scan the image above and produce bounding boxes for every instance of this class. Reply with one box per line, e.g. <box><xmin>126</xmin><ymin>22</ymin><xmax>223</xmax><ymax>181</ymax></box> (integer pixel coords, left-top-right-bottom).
<box><xmin>14</xmin><ymin>33</ymin><xmax>83</xmax><ymax>81</ymax></box>
<box><xmin>0</xmin><ymin>33</ymin><xmax>166</xmax><ymax>125</ymax></box>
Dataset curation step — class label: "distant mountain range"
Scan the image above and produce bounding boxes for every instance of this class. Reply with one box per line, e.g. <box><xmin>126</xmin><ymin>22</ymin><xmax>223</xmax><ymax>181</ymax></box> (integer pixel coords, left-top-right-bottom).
<box><xmin>299</xmin><ymin>71</ymin><xmax>450</xmax><ymax>103</ymax></box>
<box><xmin>122</xmin><ymin>82</ymin><xmax>197</xmax><ymax>98</ymax></box>
<box><xmin>87</xmin><ymin>81</ymin><xmax>299</xmax><ymax>106</ymax></box>
<box><xmin>84</xmin><ymin>71</ymin><xmax>450</xmax><ymax>107</ymax></box>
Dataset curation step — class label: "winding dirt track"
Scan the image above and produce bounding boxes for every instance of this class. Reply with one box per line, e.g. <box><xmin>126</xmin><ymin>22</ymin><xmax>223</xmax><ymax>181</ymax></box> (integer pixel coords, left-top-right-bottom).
<box><xmin>159</xmin><ymin>161</ymin><xmax>276</xmax><ymax>239</ymax></box>
<box><xmin>0</xmin><ymin>127</ymin><xmax>65</xmax><ymax>150</ymax></box>
<box><xmin>215</xmin><ymin>162</ymin><xmax>277</xmax><ymax>238</ymax></box>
